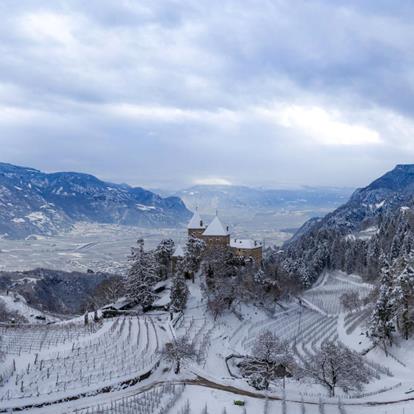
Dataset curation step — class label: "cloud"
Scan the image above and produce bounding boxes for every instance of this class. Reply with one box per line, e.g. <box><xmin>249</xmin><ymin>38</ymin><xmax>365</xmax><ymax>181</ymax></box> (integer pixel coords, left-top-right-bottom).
<box><xmin>0</xmin><ymin>0</ymin><xmax>414</xmax><ymax>188</ymax></box>
<box><xmin>193</xmin><ymin>177</ymin><xmax>232</xmax><ymax>186</ymax></box>
<box><xmin>267</xmin><ymin>105</ymin><xmax>382</xmax><ymax>146</ymax></box>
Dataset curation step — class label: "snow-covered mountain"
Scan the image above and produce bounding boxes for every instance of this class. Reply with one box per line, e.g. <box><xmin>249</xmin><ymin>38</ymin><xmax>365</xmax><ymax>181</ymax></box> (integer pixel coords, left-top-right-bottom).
<box><xmin>279</xmin><ymin>164</ymin><xmax>414</xmax><ymax>286</ymax></box>
<box><xmin>0</xmin><ymin>163</ymin><xmax>191</xmax><ymax>238</ymax></box>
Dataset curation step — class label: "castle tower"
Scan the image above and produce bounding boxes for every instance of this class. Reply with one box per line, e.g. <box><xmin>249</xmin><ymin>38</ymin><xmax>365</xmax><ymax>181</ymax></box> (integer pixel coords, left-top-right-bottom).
<box><xmin>202</xmin><ymin>214</ymin><xmax>230</xmax><ymax>250</ymax></box>
<box><xmin>187</xmin><ymin>209</ymin><xmax>206</xmax><ymax>239</ymax></box>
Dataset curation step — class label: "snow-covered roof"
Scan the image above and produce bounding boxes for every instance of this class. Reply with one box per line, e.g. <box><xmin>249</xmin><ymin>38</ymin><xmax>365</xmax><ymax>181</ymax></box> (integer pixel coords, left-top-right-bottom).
<box><xmin>202</xmin><ymin>215</ymin><xmax>229</xmax><ymax>236</ymax></box>
<box><xmin>172</xmin><ymin>245</ymin><xmax>185</xmax><ymax>257</ymax></box>
<box><xmin>187</xmin><ymin>210</ymin><xmax>204</xmax><ymax>229</ymax></box>
<box><xmin>230</xmin><ymin>238</ymin><xmax>262</xmax><ymax>249</ymax></box>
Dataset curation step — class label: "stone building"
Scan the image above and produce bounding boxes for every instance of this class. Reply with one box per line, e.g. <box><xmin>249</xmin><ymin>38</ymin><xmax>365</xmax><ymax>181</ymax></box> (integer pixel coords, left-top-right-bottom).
<box><xmin>230</xmin><ymin>238</ymin><xmax>263</xmax><ymax>263</ymax></box>
<box><xmin>187</xmin><ymin>210</ymin><xmax>262</xmax><ymax>264</ymax></box>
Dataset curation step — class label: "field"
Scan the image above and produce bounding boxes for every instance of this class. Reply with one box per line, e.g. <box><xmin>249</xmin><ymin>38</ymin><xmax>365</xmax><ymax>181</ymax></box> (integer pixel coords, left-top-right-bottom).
<box><xmin>0</xmin><ymin>222</ymin><xmax>291</xmax><ymax>274</ymax></box>
<box><xmin>0</xmin><ymin>271</ymin><xmax>413</xmax><ymax>413</ymax></box>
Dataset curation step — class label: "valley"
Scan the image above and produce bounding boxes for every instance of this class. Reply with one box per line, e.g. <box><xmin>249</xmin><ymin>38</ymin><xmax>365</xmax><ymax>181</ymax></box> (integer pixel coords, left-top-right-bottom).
<box><xmin>0</xmin><ymin>222</ymin><xmax>291</xmax><ymax>274</ymax></box>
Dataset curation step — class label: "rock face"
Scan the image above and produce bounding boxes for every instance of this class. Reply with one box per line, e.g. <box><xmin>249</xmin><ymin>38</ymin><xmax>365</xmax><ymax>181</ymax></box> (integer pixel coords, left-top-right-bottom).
<box><xmin>277</xmin><ymin>165</ymin><xmax>414</xmax><ymax>286</ymax></box>
<box><xmin>0</xmin><ymin>163</ymin><xmax>191</xmax><ymax>238</ymax></box>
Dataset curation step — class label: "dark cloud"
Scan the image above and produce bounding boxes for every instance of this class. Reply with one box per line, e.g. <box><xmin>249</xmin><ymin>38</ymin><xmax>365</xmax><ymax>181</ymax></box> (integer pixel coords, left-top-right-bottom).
<box><xmin>0</xmin><ymin>0</ymin><xmax>413</xmax><ymax>189</ymax></box>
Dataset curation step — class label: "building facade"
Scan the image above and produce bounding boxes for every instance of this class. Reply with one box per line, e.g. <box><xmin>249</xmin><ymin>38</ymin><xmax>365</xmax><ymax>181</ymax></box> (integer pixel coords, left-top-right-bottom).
<box><xmin>187</xmin><ymin>211</ymin><xmax>263</xmax><ymax>264</ymax></box>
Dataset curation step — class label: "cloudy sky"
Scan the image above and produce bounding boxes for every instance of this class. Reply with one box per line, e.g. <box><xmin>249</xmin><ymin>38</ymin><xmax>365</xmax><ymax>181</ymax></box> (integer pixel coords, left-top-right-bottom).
<box><xmin>1</xmin><ymin>0</ymin><xmax>414</xmax><ymax>189</ymax></box>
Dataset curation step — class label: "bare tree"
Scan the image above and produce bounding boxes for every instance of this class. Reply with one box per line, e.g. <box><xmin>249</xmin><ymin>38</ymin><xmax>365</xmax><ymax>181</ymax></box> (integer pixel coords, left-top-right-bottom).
<box><xmin>161</xmin><ymin>336</ymin><xmax>197</xmax><ymax>374</ymax></box>
<box><xmin>304</xmin><ymin>341</ymin><xmax>371</xmax><ymax>396</ymax></box>
<box><xmin>239</xmin><ymin>330</ymin><xmax>296</xmax><ymax>390</ymax></box>
<box><xmin>93</xmin><ymin>276</ymin><xmax>125</xmax><ymax>306</ymax></box>
<box><xmin>207</xmin><ymin>292</ymin><xmax>228</xmax><ymax>321</ymax></box>
<box><xmin>340</xmin><ymin>290</ymin><xmax>361</xmax><ymax>312</ymax></box>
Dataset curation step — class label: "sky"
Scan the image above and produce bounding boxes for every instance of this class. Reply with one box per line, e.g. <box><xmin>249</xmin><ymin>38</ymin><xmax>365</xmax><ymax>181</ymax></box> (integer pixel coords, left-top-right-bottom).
<box><xmin>1</xmin><ymin>0</ymin><xmax>414</xmax><ymax>190</ymax></box>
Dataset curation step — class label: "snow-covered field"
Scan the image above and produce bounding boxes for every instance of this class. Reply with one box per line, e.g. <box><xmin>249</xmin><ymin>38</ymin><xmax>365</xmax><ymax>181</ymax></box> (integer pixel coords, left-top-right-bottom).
<box><xmin>0</xmin><ymin>222</ymin><xmax>290</xmax><ymax>274</ymax></box>
<box><xmin>0</xmin><ymin>223</ymin><xmax>187</xmax><ymax>274</ymax></box>
<box><xmin>0</xmin><ymin>271</ymin><xmax>413</xmax><ymax>413</ymax></box>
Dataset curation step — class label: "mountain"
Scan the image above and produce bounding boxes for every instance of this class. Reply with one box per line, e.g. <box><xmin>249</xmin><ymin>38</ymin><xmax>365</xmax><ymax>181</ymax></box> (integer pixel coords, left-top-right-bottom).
<box><xmin>276</xmin><ymin>165</ymin><xmax>414</xmax><ymax>286</ymax></box>
<box><xmin>0</xmin><ymin>163</ymin><xmax>191</xmax><ymax>239</ymax></box>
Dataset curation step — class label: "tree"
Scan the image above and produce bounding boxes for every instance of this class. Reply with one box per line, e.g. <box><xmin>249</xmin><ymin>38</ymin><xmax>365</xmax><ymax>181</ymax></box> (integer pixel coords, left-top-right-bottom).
<box><xmin>161</xmin><ymin>336</ymin><xmax>196</xmax><ymax>374</ymax></box>
<box><xmin>154</xmin><ymin>239</ymin><xmax>175</xmax><ymax>279</ymax></box>
<box><xmin>239</xmin><ymin>330</ymin><xmax>295</xmax><ymax>390</ymax></box>
<box><xmin>394</xmin><ymin>264</ymin><xmax>414</xmax><ymax>339</ymax></box>
<box><xmin>368</xmin><ymin>263</ymin><xmax>396</xmax><ymax>353</ymax></box>
<box><xmin>185</xmin><ymin>237</ymin><xmax>206</xmax><ymax>276</ymax></box>
<box><xmin>340</xmin><ymin>290</ymin><xmax>361</xmax><ymax>312</ymax></box>
<box><xmin>304</xmin><ymin>341</ymin><xmax>371</xmax><ymax>396</ymax></box>
<box><xmin>207</xmin><ymin>291</ymin><xmax>228</xmax><ymax>320</ymax></box>
<box><xmin>93</xmin><ymin>276</ymin><xmax>125</xmax><ymax>307</ymax></box>
<box><xmin>126</xmin><ymin>239</ymin><xmax>159</xmax><ymax>309</ymax></box>
<box><xmin>170</xmin><ymin>274</ymin><xmax>189</xmax><ymax>313</ymax></box>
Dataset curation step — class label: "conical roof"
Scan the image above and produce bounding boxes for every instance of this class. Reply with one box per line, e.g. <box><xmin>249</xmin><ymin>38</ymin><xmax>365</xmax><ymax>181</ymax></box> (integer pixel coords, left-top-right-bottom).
<box><xmin>187</xmin><ymin>210</ymin><xmax>204</xmax><ymax>229</ymax></box>
<box><xmin>172</xmin><ymin>245</ymin><xmax>185</xmax><ymax>257</ymax></box>
<box><xmin>202</xmin><ymin>215</ymin><xmax>229</xmax><ymax>236</ymax></box>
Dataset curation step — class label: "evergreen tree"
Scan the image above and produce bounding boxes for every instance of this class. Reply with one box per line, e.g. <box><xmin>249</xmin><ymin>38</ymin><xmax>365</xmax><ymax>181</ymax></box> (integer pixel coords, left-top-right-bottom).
<box><xmin>170</xmin><ymin>274</ymin><xmax>189</xmax><ymax>313</ymax></box>
<box><xmin>126</xmin><ymin>239</ymin><xmax>159</xmax><ymax>308</ymax></box>
<box><xmin>154</xmin><ymin>239</ymin><xmax>175</xmax><ymax>279</ymax></box>
<box><xmin>185</xmin><ymin>236</ymin><xmax>206</xmax><ymax>276</ymax></box>
<box><xmin>368</xmin><ymin>263</ymin><xmax>396</xmax><ymax>353</ymax></box>
<box><xmin>394</xmin><ymin>263</ymin><xmax>414</xmax><ymax>339</ymax></box>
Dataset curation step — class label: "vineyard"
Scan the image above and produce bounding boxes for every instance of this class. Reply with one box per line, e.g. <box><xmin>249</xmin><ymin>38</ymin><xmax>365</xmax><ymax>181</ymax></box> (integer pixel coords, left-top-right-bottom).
<box><xmin>0</xmin><ymin>271</ymin><xmax>411</xmax><ymax>414</ymax></box>
<box><xmin>0</xmin><ymin>315</ymin><xmax>166</xmax><ymax>407</ymax></box>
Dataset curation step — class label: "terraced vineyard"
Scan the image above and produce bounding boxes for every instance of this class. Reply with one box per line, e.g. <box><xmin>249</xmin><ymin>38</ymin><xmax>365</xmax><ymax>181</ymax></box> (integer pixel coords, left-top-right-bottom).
<box><xmin>0</xmin><ymin>315</ymin><xmax>166</xmax><ymax>405</ymax></box>
<box><xmin>0</xmin><ymin>271</ymin><xmax>408</xmax><ymax>414</ymax></box>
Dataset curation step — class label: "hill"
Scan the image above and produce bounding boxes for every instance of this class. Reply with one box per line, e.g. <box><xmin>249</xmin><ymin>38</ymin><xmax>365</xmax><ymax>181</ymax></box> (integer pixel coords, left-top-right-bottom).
<box><xmin>278</xmin><ymin>164</ymin><xmax>414</xmax><ymax>285</ymax></box>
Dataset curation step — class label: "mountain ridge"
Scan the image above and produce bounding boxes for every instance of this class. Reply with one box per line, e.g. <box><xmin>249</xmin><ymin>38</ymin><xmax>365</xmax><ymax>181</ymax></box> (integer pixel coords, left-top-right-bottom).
<box><xmin>0</xmin><ymin>163</ymin><xmax>191</xmax><ymax>239</ymax></box>
<box><xmin>278</xmin><ymin>164</ymin><xmax>414</xmax><ymax>286</ymax></box>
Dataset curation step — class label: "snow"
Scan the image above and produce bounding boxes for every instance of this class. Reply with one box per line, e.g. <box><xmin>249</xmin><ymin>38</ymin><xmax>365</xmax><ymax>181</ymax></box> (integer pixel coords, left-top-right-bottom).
<box><xmin>230</xmin><ymin>238</ymin><xmax>262</xmax><ymax>249</ymax></box>
<box><xmin>25</xmin><ymin>211</ymin><xmax>47</xmax><ymax>223</ymax></box>
<box><xmin>136</xmin><ymin>203</ymin><xmax>157</xmax><ymax>211</ymax></box>
<box><xmin>202</xmin><ymin>215</ymin><xmax>229</xmax><ymax>236</ymax></box>
<box><xmin>172</xmin><ymin>245</ymin><xmax>185</xmax><ymax>257</ymax></box>
<box><xmin>187</xmin><ymin>210</ymin><xmax>204</xmax><ymax>229</ymax></box>
<box><xmin>11</xmin><ymin>217</ymin><xmax>25</xmax><ymax>223</ymax></box>
<box><xmin>357</xmin><ymin>226</ymin><xmax>379</xmax><ymax>240</ymax></box>
<box><xmin>0</xmin><ymin>293</ymin><xmax>59</xmax><ymax>323</ymax></box>
<box><xmin>1</xmin><ymin>270</ymin><xmax>413</xmax><ymax>414</ymax></box>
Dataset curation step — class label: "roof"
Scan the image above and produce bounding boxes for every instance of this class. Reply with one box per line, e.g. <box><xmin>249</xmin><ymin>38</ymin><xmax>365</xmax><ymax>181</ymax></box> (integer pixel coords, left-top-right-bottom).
<box><xmin>172</xmin><ymin>245</ymin><xmax>185</xmax><ymax>257</ymax></box>
<box><xmin>230</xmin><ymin>238</ymin><xmax>263</xmax><ymax>249</ymax></box>
<box><xmin>202</xmin><ymin>215</ymin><xmax>229</xmax><ymax>236</ymax></box>
<box><xmin>187</xmin><ymin>210</ymin><xmax>204</xmax><ymax>229</ymax></box>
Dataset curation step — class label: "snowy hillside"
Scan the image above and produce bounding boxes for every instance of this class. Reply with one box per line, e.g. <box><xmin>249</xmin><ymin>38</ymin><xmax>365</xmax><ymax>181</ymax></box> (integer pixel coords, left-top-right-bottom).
<box><xmin>277</xmin><ymin>164</ymin><xmax>414</xmax><ymax>285</ymax></box>
<box><xmin>0</xmin><ymin>269</ymin><xmax>413</xmax><ymax>414</ymax></box>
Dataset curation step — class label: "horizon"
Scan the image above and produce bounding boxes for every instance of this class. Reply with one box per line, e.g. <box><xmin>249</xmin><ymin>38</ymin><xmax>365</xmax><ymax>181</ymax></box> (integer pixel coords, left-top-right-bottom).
<box><xmin>0</xmin><ymin>159</ymin><xmax>363</xmax><ymax>192</ymax></box>
<box><xmin>1</xmin><ymin>1</ymin><xmax>414</xmax><ymax>188</ymax></box>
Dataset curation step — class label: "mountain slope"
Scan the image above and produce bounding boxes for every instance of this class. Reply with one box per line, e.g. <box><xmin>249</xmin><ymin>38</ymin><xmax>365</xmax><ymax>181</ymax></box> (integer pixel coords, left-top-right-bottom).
<box><xmin>0</xmin><ymin>163</ymin><xmax>190</xmax><ymax>238</ymax></box>
<box><xmin>277</xmin><ymin>165</ymin><xmax>414</xmax><ymax>286</ymax></box>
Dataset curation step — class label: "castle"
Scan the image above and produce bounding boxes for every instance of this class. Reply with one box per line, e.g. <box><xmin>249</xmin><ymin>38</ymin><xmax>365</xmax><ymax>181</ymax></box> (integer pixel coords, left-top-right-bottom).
<box><xmin>185</xmin><ymin>210</ymin><xmax>263</xmax><ymax>264</ymax></box>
